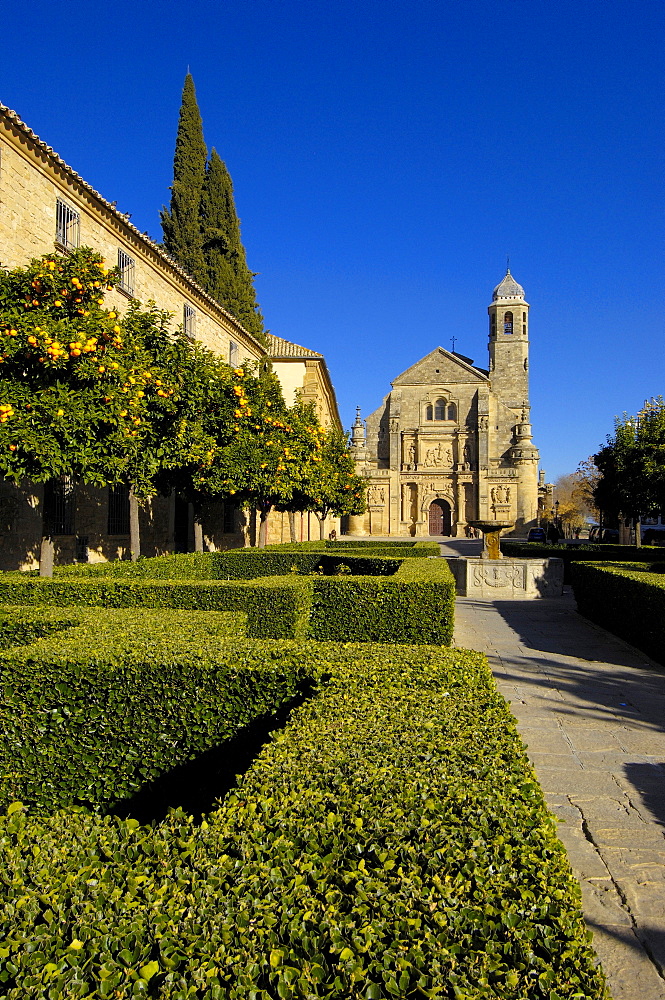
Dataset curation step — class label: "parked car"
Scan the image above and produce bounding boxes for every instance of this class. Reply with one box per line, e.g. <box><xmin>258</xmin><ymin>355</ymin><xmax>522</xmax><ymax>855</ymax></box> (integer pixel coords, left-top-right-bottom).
<box><xmin>527</xmin><ymin>527</ymin><xmax>547</xmax><ymax>542</ymax></box>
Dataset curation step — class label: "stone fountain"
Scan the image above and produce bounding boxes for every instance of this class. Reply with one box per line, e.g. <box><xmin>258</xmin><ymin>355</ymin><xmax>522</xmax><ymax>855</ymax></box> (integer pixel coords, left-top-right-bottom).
<box><xmin>449</xmin><ymin>519</ymin><xmax>564</xmax><ymax>600</ymax></box>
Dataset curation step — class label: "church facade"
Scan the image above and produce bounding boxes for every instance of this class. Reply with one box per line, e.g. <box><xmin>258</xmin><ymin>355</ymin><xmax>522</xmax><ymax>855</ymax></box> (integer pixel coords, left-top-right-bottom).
<box><xmin>348</xmin><ymin>270</ymin><xmax>540</xmax><ymax>537</ymax></box>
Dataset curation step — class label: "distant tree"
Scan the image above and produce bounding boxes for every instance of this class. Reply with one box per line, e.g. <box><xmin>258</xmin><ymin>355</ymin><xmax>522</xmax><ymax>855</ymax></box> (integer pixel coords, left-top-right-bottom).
<box><xmin>551</xmin><ymin>473</ymin><xmax>590</xmax><ymax>537</ymax></box>
<box><xmin>575</xmin><ymin>457</ymin><xmax>601</xmax><ymax>520</ymax></box>
<box><xmin>199</xmin><ymin>148</ymin><xmax>266</xmax><ymax>344</ymax></box>
<box><xmin>160</xmin><ymin>73</ymin><xmax>207</xmax><ymax>284</ymax></box>
<box><xmin>592</xmin><ymin>400</ymin><xmax>665</xmax><ymax>543</ymax></box>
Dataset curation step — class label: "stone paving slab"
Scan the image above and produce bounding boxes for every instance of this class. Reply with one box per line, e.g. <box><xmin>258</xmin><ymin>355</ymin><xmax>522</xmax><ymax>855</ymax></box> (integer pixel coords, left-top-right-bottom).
<box><xmin>453</xmin><ymin>589</ymin><xmax>665</xmax><ymax>1000</ymax></box>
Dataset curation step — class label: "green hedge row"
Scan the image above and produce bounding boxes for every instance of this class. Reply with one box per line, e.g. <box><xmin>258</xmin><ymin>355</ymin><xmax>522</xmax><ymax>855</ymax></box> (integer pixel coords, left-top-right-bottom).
<box><xmin>51</xmin><ymin>549</ymin><xmax>435</xmax><ymax>579</ymax></box>
<box><xmin>0</xmin><ymin>577</ymin><xmax>311</xmax><ymax>640</ymax></box>
<box><xmin>570</xmin><ymin>560</ymin><xmax>665</xmax><ymax>664</ymax></box>
<box><xmin>501</xmin><ymin>539</ymin><xmax>663</xmax><ymax>583</ymax></box>
<box><xmin>0</xmin><ymin>639</ymin><xmax>607</xmax><ymax>999</ymax></box>
<box><xmin>310</xmin><ymin>557</ymin><xmax>456</xmax><ymax>644</ymax></box>
<box><xmin>270</xmin><ymin>539</ymin><xmax>440</xmax><ymax>556</ymax></box>
<box><xmin>0</xmin><ymin>608</ymin><xmax>322</xmax><ymax>812</ymax></box>
<box><xmin>0</xmin><ymin>559</ymin><xmax>455</xmax><ymax>645</ymax></box>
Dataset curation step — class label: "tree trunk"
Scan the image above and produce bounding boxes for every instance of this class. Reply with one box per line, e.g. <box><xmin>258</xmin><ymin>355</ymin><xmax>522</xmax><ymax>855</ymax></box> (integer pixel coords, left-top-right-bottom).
<box><xmin>193</xmin><ymin>516</ymin><xmax>204</xmax><ymax>552</ymax></box>
<box><xmin>39</xmin><ymin>534</ymin><xmax>54</xmax><ymax>578</ymax></box>
<box><xmin>166</xmin><ymin>489</ymin><xmax>176</xmax><ymax>553</ymax></box>
<box><xmin>287</xmin><ymin>510</ymin><xmax>297</xmax><ymax>543</ymax></box>
<box><xmin>129</xmin><ymin>488</ymin><xmax>141</xmax><ymax>562</ymax></box>
<box><xmin>635</xmin><ymin>517</ymin><xmax>642</xmax><ymax>548</ymax></box>
<box><xmin>318</xmin><ymin>512</ymin><xmax>327</xmax><ymax>541</ymax></box>
<box><xmin>258</xmin><ymin>507</ymin><xmax>271</xmax><ymax>548</ymax></box>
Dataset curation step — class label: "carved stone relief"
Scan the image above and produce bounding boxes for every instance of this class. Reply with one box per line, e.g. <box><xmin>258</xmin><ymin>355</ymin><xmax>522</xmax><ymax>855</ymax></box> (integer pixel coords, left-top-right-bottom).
<box><xmin>421</xmin><ymin>442</ymin><xmax>453</xmax><ymax>468</ymax></box>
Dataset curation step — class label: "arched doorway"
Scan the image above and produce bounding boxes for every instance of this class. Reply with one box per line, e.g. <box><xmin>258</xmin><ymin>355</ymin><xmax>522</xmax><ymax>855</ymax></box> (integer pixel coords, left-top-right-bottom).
<box><xmin>428</xmin><ymin>499</ymin><xmax>452</xmax><ymax>536</ymax></box>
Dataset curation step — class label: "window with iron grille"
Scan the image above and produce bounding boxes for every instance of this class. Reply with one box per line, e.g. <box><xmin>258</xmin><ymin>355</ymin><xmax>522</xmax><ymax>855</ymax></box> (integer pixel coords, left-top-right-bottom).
<box><xmin>55</xmin><ymin>199</ymin><xmax>80</xmax><ymax>250</ymax></box>
<box><xmin>107</xmin><ymin>483</ymin><xmax>130</xmax><ymax>534</ymax></box>
<box><xmin>184</xmin><ymin>303</ymin><xmax>196</xmax><ymax>337</ymax></box>
<box><xmin>117</xmin><ymin>249</ymin><xmax>135</xmax><ymax>296</ymax></box>
<box><xmin>229</xmin><ymin>340</ymin><xmax>239</xmax><ymax>366</ymax></box>
<box><xmin>223</xmin><ymin>502</ymin><xmax>236</xmax><ymax>534</ymax></box>
<box><xmin>43</xmin><ymin>477</ymin><xmax>75</xmax><ymax>535</ymax></box>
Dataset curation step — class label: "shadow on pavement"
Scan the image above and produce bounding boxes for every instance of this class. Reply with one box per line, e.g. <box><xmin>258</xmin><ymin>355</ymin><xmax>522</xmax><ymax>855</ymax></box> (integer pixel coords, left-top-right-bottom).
<box><xmin>623</xmin><ymin>761</ymin><xmax>665</xmax><ymax>829</ymax></box>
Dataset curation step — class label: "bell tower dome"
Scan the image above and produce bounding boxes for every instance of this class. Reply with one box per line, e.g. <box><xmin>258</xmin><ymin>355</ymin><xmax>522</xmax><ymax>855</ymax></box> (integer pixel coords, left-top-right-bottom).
<box><xmin>487</xmin><ymin>267</ymin><xmax>530</xmax><ymax>410</ymax></box>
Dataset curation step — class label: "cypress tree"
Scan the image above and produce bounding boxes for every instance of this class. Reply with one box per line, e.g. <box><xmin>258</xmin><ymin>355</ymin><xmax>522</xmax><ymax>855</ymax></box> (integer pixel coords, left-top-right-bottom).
<box><xmin>200</xmin><ymin>148</ymin><xmax>266</xmax><ymax>344</ymax></box>
<box><xmin>160</xmin><ymin>74</ymin><xmax>207</xmax><ymax>284</ymax></box>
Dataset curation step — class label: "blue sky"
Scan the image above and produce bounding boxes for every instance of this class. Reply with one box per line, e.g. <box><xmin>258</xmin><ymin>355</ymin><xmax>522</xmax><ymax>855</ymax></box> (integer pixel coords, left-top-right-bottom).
<box><xmin>1</xmin><ymin>0</ymin><xmax>662</xmax><ymax>480</ymax></box>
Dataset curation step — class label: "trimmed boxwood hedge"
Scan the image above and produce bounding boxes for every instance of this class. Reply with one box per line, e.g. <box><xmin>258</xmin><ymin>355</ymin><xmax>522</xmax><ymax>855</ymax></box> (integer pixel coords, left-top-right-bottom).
<box><xmin>570</xmin><ymin>560</ymin><xmax>665</xmax><ymax>664</ymax></box>
<box><xmin>501</xmin><ymin>539</ymin><xmax>663</xmax><ymax>583</ymax></box>
<box><xmin>0</xmin><ymin>557</ymin><xmax>455</xmax><ymax>645</ymax></box>
<box><xmin>0</xmin><ymin>577</ymin><xmax>312</xmax><ymax>639</ymax></box>
<box><xmin>310</xmin><ymin>557</ymin><xmax>456</xmax><ymax>644</ymax></box>
<box><xmin>0</xmin><ymin>608</ymin><xmax>323</xmax><ymax>812</ymax></box>
<box><xmin>0</xmin><ymin>639</ymin><xmax>607</xmax><ymax>999</ymax></box>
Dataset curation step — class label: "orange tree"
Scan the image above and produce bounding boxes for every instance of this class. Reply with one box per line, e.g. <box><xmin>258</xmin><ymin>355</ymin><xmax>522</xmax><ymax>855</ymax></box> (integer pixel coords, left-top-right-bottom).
<box><xmin>279</xmin><ymin>425</ymin><xmax>366</xmax><ymax>539</ymax></box>
<box><xmin>0</xmin><ymin>248</ymin><xmax>180</xmax><ymax>573</ymax></box>
<box><xmin>212</xmin><ymin>373</ymin><xmax>323</xmax><ymax>546</ymax></box>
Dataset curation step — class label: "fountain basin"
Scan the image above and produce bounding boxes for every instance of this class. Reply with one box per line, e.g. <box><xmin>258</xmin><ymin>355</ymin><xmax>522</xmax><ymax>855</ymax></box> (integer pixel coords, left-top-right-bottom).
<box><xmin>446</xmin><ymin>556</ymin><xmax>564</xmax><ymax>599</ymax></box>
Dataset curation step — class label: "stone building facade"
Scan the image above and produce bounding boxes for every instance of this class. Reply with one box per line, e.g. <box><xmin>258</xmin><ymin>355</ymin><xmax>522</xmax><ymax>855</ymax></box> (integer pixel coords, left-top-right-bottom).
<box><xmin>348</xmin><ymin>270</ymin><xmax>540</xmax><ymax>537</ymax></box>
<box><xmin>0</xmin><ymin>103</ymin><xmax>341</xmax><ymax>567</ymax></box>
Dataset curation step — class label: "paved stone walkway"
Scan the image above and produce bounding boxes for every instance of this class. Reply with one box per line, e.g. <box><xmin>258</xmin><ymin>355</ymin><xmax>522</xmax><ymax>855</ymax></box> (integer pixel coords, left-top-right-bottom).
<box><xmin>452</xmin><ymin>589</ymin><xmax>665</xmax><ymax>999</ymax></box>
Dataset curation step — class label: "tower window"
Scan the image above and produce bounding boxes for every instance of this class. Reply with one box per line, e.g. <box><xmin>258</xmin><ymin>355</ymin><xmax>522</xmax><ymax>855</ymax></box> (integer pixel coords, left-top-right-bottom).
<box><xmin>434</xmin><ymin>398</ymin><xmax>446</xmax><ymax>420</ymax></box>
<box><xmin>504</xmin><ymin>311</ymin><xmax>513</xmax><ymax>334</ymax></box>
<box><xmin>425</xmin><ymin>404</ymin><xmax>433</xmax><ymax>421</ymax></box>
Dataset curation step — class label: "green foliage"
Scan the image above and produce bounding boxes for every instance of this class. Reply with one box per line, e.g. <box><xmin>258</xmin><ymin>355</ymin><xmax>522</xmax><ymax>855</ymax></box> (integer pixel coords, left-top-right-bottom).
<box><xmin>502</xmin><ymin>538</ymin><xmax>661</xmax><ymax>583</ymax></box>
<box><xmin>284</xmin><ymin>427</ymin><xmax>366</xmax><ymax>534</ymax></box>
<box><xmin>593</xmin><ymin>399</ymin><xmax>665</xmax><ymax>520</ymax></box>
<box><xmin>0</xmin><ymin>639</ymin><xmax>608</xmax><ymax>998</ymax></box>
<box><xmin>0</xmin><ymin>608</ymin><xmax>321</xmax><ymax>812</ymax></box>
<box><xmin>0</xmin><ymin>249</ymin><xmax>169</xmax><ymax>492</ymax></box>
<box><xmin>160</xmin><ymin>73</ymin><xmax>207</xmax><ymax>283</ymax></box>
<box><xmin>570</xmin><ymin>560</ymin><xmax>665</xmax><ymax>664</ymax></box>
<box><xmin>309</xmin><ymin>557</ymin><xmax>456</xmax><ymax>644</ymax></box>
<box><xmin>161</xmin><ymin>76</ymin><xmax>265</xmax><ymax>342</ymax></box>
<box><xmin>0</xmin><ymin>576</ymin><xmax>312</xmax><ymax>639</ymax></box>
<box><xmin>200</xmin><ymin>148</ymin><xmax>266</xmax><ymax>342</ymax></box>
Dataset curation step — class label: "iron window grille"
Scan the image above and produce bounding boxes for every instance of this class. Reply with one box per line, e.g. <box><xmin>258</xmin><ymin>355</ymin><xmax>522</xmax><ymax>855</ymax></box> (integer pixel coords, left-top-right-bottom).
<box><xmin>55</xmin><ymin>199</ymin><xmax>80</xmax><ymax>250</ymax></box>
<box><xmin>107</xmin><ymin>483</ymin><xmax>130</xmax><ymax>535</ymax></box>
<box><xmin>223</xmin><ymin>502</ymin><xmax>236</xmax><ymax>534</ymax></box>
<box><xmin>43</xmin><ymin>477</ymin><xmax>75</xmax><ymax>535</ymax></box>
<box><xmin>184</xmin><ymin>304</ymin><xmax>196</xmax><ymax>337</ymax></box>
<box><xmin>117</xmin><ymin>249</ymin><xmax>135</xmax><ymax>296</ymax></box>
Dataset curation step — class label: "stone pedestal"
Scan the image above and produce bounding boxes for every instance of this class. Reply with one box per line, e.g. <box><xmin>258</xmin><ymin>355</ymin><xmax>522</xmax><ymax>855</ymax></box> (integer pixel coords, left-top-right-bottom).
<box><xmin>446</xmin><ymin>557</ymin><xmax>564</xmax><ymax>599</ymax></box>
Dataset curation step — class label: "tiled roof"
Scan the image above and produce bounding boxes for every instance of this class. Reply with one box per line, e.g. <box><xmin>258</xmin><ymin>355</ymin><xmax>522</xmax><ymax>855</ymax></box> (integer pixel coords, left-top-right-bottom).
<box><xmin>267</xmin><ymin>333</ymin><xmax>323</xmax><ymax>359</ymax></box>
<box><xmin>492</xmin><ymin>269</ymin><xmax>525</xmax><ymax>301</ymax></box>
<box><xmin>0</xmin><ymin>102</ymin><xmax>265</xmax><ymax>352</ymax></box>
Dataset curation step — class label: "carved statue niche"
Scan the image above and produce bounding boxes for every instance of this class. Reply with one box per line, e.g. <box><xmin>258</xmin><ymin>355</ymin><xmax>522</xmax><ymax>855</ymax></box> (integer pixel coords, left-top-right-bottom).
<box><xmin>368</xmin><ymin>486</ymin><xmax>386</xmax><ymax>506</ymax></box>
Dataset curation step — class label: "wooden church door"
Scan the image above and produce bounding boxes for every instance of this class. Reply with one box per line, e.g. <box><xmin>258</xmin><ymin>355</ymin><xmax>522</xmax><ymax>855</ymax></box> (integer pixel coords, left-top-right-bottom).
<box><xmin>428</xmin><ymin>499</ymin><xmax>451</xmax><ymax>536</ymax></box>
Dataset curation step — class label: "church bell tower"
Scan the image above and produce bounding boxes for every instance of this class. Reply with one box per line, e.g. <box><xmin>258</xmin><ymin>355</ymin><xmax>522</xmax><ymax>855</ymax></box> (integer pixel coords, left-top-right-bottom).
<box><xmin>487</xmin><ymin>268</ymin><xmax>530</xmax><ymax>411</ymax></box>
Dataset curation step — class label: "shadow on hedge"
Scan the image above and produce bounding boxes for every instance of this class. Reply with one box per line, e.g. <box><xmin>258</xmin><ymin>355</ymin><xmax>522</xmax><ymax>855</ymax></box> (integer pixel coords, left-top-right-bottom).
<box><xmin>111</xmin><ymin>684</ymin><xmax>315</xmax><ymax>825</ymax></box>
